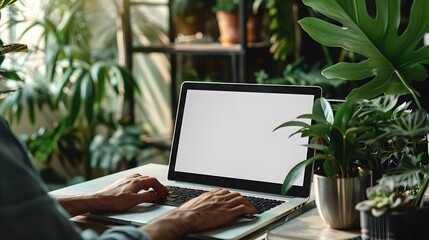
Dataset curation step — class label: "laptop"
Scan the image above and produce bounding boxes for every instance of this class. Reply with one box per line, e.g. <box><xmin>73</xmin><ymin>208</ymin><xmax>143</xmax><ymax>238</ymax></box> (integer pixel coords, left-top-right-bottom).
<box><xmin>90</xmin><ymin>81</ymin><xmax>322</xmax><ymax>239</ymax></box>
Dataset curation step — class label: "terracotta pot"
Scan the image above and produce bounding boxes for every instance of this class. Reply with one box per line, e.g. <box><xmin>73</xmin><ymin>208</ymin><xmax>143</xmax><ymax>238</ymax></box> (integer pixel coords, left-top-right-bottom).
<box><xmin>215</xmin><ymin>11</ymin><xmax>261</xmax><ymax>45</ymax></box>
<box><xmin>216</xmin><ymin>11</ymin><xmax>239</xmax><ymax>45</ymax></box>
<box><xmin>174</xmin><ymin>13</ymin><xmax>205</xmax><ymax>36</ymax></box>
<box><xmin>246</xmin><ymin>13</ymin><xmax>261</xmax><ymax>43</ymax></box>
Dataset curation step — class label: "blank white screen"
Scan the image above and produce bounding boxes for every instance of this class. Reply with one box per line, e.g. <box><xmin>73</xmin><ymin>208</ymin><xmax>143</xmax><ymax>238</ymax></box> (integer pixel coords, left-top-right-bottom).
<box><xmin>174</xmin><ymin>90</ymin><xmax>313</xmax><ymax>185</ymax></box>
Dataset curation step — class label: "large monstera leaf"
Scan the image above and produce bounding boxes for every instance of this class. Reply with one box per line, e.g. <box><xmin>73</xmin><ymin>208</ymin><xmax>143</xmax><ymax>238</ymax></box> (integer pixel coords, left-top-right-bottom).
<box><xmin>299</xmin><ymin>0</ymin><xmax>429</xmax><ymax>108</ymax></box>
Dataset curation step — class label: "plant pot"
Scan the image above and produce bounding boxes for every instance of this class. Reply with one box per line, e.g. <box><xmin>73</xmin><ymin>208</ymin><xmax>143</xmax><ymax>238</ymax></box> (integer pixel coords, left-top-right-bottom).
<box><xmin>246</xmin><ymin>13</ymin><xmax>261</xmax><ymax>43</ymax></box>
<box><xmin>359</xmin><ymin>210</ymin><xmax>388</xmax><ymax>240</ymax></box>
<box><xmin>313</xmin><ymin>173</ymin><xmax>371</xmax><ymax>230</ymax></box>
<box><xmin>387</xmin><ymin>206</ymin><xmax>429</xmax><ymax>239</ymax></box>
<box><xmin>215</xmin><ymin>11</ymin><xmax>261</xmax><ymax>45</ymax></box>
<box><xmin>215</xmin><ymin>11</ymin><xmax>239</xmax><ymax>45</ymax></box>
<box><xmin>173</xmin><ymin>13</ymin><xmax>205</xmax><ymax>36</ymax></box>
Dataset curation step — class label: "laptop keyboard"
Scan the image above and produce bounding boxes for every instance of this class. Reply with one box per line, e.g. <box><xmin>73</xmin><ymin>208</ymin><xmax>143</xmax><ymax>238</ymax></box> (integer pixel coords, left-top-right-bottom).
<box><xmin>159</xmin><ymin>186</ymin><xmax>285</xmax><ymax>214</ymax></box>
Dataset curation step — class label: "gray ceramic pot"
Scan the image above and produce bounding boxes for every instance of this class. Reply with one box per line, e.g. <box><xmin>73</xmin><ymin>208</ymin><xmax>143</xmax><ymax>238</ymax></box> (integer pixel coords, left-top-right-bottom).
<box><xmin>314</xmin><ymin>173</ymin><xmax>371</xmax><ymax>230</ymax></box>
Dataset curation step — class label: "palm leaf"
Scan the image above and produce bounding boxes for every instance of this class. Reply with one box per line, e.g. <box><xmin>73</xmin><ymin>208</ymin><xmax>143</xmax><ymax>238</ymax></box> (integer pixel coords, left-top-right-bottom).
<box><xmin>299</xmin><ymin>0</ymin><xmax>429</xmax><ymax>108</ymax></box>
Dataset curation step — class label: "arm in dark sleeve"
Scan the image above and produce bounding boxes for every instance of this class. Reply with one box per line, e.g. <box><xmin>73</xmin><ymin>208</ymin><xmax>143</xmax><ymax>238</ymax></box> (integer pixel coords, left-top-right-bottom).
<box><xmin>0</xmin><ymin>116</ymin><xmax>149</xmax><ymax>240</ymax></box>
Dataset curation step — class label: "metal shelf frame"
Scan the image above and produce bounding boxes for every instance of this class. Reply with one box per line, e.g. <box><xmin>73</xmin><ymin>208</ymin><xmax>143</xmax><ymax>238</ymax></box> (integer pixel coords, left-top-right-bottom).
<box><xmin>120</xmin><ymin>0</ymin><xmax>255</xmax><ymax>118</ymax></box>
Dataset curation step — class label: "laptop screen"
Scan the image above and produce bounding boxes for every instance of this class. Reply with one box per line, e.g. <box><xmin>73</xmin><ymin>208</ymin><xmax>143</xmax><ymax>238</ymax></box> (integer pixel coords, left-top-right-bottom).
<box><xmin>168</xmin><ymin>82</ymin><xmax>322</xmax><ymax>197</ymax></box>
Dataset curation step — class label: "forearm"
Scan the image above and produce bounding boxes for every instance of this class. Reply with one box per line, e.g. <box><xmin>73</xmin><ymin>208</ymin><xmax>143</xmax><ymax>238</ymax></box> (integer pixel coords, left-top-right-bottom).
<box><xmin>56</xmin><ymin>194</ymin><xmax>109</xmax><ymax>217</ymax></box>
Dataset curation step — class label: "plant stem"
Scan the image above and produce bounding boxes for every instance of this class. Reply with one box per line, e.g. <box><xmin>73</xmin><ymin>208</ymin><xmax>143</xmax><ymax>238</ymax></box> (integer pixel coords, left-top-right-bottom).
<box><xmin>394</xmin><ymin>69</ymin><xmax>422</xmax><ymax>110</ymax></box>
<box><xmin>413</xmin><ymin>173</ymin><xmax>429</xmax><ymax>208</ymax></box>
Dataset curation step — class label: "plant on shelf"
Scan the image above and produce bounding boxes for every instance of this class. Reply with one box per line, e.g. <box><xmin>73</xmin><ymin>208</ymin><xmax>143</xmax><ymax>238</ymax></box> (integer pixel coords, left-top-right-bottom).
<box><xmin>171</xmin><ymin>0</ymin><xmax>207</xmax><ymax>36</ymax></box>
<box><xmin>212</xmin><ymin>0</ymin><xmax>263</xmax><ymax>45</ymax></box>
<box><xmin>211</xmin><ymin>0</ymin><xmax>240</xmax><ymax>13</ymax></box>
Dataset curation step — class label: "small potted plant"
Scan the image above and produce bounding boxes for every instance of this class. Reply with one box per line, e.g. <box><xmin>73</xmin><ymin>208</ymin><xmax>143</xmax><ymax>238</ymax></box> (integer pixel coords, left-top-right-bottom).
<box><xmin>171</xmin><ymin>0</ymin><xmax>206</xmax><ymax>36</ymax></box>
<box><xmin>212</xmin><ymin>0</ymin><xmax>262</xmax><ymax>45</ymax></box>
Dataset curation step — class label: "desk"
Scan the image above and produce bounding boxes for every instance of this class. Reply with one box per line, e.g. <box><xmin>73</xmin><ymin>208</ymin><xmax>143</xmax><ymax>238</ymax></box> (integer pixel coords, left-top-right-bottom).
<box><xmin>50</xmin><ymin>163</ymin><xmax>361</xmax><ymax>240</ymax></box>
<box><xmin>267</xmin><ymin>208</ymin><xmax>360</xmax><ymax>240</ymax></box>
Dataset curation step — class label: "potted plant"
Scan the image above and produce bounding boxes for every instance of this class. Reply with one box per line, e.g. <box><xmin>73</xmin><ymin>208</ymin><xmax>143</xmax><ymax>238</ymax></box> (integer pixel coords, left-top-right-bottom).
<box><xmin>276</xmin><ymin>0</ymin><xmax>429</xmax><ymax>233</ymax></box>
<box><xmin>275</xmin><ymin>94</ymin><xmax>428</xmax><ymax>229</ymax></box>
<box><xmin>171</xmin><ymin>0</ymin><xmax>206</xmax><ymax>36</ymax></box>
<box><xmin>212</xmin><ymin>0</ymin><xmax>262</xmax><ymax>45</ymax></box>
<box><xmin>355</xmin><ymin>108</ymin><xmax>429</xmax><ymax>239</ymax></box>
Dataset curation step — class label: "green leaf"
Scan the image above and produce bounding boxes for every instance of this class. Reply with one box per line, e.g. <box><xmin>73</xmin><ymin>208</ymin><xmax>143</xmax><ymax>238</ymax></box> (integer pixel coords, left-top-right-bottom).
<box><xmin>81</xmin><ymin>73</ymin><xmax>94</xmax><ymax>126</ymax></box>
<box><xmin>313</xmin><ymin>97</ymin><xmax>334</xmax><ymax>123</ymax></box>
<box><xmin>0</xmin><ymin>0</ymin><xmax>17</xmax><ymax>9</ymax></box>
<box><xmin>300</xmin><ymin>0</ymin><xmax>429</xmax><ymax>106</ymax></box>
<box><xmin>0</xmin><ymin>44</ymin><xmax>28</xmax><ymax>56</ymax></box>
<box><xmin>333</xmin><ymin>98</ymin><xmax>355</xmax><ymax>131</ymax></box>
<box><xmin>281</xmin><ymin>160</ymin><xmax>308</xmax><ymax>195</ymax></box>
<box><xmin>282</xmin><ymin>154</ymin><xmax>326</xmax><ymax>194</ymax></box>
<box><xmin>69</xmin><ymin>74</ymin><xmax>83</xmax><ymax>125</ymax></box>
<box><xmin>297</xmin><ymin>113</ymin><xmax>330</xmax><ymax>125</ymax></box>
<box><xmin>0</xmin><ymin>70</ymin><xmax>22</xmax><ymax>81</ymax></box>
<box><xmin>273</xmin><ymin>120</ymin><xmax>311</xmax><ymax>132</ymax></box>
<box><xmin>387</xmin><ymin>110</ymin><xmax>429</xmax><ymax>138</ymax></box>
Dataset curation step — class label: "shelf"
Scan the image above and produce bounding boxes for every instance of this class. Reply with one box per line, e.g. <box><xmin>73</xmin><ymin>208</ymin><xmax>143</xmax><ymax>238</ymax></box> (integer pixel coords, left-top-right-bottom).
<box><xmin>131</xmin><ymin>42</ymin><xmax>271</xmax><ymax>55</ymax></box>
<box><xmin>120</xmin><ymin>0</ymin><xmax>269</xmax><ymax>120</ymax></box>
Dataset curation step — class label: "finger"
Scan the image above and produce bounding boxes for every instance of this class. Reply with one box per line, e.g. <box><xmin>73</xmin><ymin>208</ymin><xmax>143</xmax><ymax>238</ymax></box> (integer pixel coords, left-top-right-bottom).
<box><xmin>136</xmin><ymin>177</ymin><xmax>169</xmax><ymax>198</ymax></box>
<box><xmin>136</xmin><ymin>191</ymin><xmax>159</xmax><ymax>203</ymax></box>
<box><xmin>230</xmin><ymin>203</ymin><xmax>257</xmax><ymax>216</ymax></box>
<box><xmin>227</xmin><ymin>195</ymin><xmax>257</xmax><ymax>212</ymax></box>
<box><xmin>221</xmin><ymin>191</ymin><xmax>242</xmax><ymax>201</ymax></box>
<box><xmin>127</xmin><ymin>173</ymin><xmax>143</xmax><ymax>179</ymax></box>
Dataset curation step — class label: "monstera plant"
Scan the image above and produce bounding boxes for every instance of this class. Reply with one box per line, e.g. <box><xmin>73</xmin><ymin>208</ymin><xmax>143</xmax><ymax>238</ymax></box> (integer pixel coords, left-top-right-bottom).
<box><xmin>299</xmin><ymin>0</ymin><xmax>429</xmax><ymax>109</ymax></box>
<box><xmin>290</xmin><ymin>0</ymin><xmax>429</xmax><ymax>232</ymax></box>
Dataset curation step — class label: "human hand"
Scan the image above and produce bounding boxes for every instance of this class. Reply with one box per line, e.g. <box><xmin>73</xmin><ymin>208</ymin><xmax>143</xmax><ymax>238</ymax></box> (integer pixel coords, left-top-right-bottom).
<box><xmin>142</xmin><ymin>189</ymin><xmax>256</xmax><ymax>240</ymax></box>
<box><xmin>93</xmin><ymin>173</ymin><xmax>169</xmax><ymax>212</ymax></box>
<box><xmin>57</xmin><ymin>173</ymin><xmax>169</xmax><ymax>217</ymax></box>
<box><xmin>177</xmin><ymin>189</ymin><xmax>257</xmax><ymax>232</ymax></box>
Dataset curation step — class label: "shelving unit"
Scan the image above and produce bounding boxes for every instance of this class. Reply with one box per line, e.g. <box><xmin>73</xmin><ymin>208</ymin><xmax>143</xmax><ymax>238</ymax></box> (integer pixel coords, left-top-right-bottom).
<box><xmin>119</xmin><ymin>0</ymin><xmax>270</xmax><ymax>118</ymax></box>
